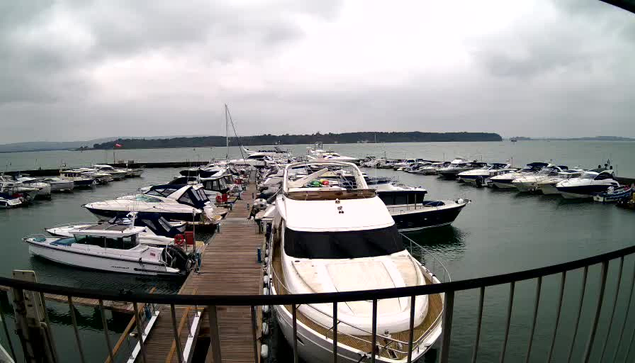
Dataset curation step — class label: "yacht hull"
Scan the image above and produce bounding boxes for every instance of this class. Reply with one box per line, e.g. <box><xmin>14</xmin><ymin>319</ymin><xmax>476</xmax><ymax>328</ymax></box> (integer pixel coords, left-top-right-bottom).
<box><xmin>85</xmin><ymin>207</ymin><xmax>201</xmax><ymax>223</ymax></box>
<box><xmin>538</xmin><ymin>183</ymin><xmax>560</xmax><ymax>195</ymax></box>
<box><xmin>389</xmin><ymin>200</ymin><xmax>467</xmax><ymax>232</ymax></box>
<box><xmin>491</xmin><ymin>180</ymin><xmax>516</xmax><ymax>189</ymax></box>
<box><xmin>50</xmin><ymin>181</ymin><xmax>75</xmax><ymax>192</ymax></box>
<box><xmin>25</xmin><ymin>240</ymin><xmax>180</xmax><ymax>276</ymax></box>
<box><xmin>556</xmin><ymin>185</ymin><xmax>612</xmax><ymax>200</ymax></box>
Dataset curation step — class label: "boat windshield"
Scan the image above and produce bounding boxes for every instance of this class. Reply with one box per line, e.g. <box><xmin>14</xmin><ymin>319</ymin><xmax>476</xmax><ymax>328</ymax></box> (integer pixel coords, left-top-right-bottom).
<box><xmin>135</xmin><ymin>195</ymin><xmax>163</xmax><ymax>203</ymax></box>
<box><xmin>73</xmin><ymin>235</ymin><xmax>138</xmax><ymax>249</ymax></box>
<box><xmin>284</xmin><ymin>226</ymin><xmax>404</xmax><ymax>259</ymax></box>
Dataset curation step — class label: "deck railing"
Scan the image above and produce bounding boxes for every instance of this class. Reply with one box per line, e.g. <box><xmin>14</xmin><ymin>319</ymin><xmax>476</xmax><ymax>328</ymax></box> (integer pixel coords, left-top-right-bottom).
<box><xmin>0</xmin><ymin>242</ymin><xmax>634</xmax><ymax>362</ymax></box>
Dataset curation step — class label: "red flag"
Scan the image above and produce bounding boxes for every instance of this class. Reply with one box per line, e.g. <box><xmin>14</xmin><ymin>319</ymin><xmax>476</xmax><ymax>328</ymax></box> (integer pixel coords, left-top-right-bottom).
<box><xmin>115</xmin><ymin>143</ymin><xmax>122</xmax><ymax>148</ymax></box>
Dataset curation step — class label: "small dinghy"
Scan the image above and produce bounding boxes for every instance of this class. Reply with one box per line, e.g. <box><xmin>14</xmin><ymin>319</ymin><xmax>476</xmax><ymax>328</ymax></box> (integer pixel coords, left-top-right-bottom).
<box><xmin>24</xmin><ymin>225</ymin><xmax>195</xmax><ymax>276</ymax></box>
<box><xmin>593</xmin><ymin>185</ymin><xmax>633</xmax><ymax>203</ymax></box>
<box><xmin>0</xmin><ymin>193</ymin><xmax>24</xmax><ymax>209</ymax></box>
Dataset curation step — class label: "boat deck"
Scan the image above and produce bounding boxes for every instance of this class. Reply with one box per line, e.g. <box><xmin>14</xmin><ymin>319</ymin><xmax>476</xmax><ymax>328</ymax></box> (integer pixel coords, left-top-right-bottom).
<box><xmin>140</xmin><ymin>182</ymin><xmax>264</xmax><ymax>363</ymax></box>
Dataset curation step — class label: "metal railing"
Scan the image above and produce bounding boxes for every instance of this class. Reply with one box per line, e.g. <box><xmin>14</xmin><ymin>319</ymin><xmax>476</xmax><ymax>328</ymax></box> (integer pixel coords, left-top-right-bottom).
<box><xmin>0</xmin><ymin>243</ymin><xmax>633</xmax><ymax>362</ymax></box>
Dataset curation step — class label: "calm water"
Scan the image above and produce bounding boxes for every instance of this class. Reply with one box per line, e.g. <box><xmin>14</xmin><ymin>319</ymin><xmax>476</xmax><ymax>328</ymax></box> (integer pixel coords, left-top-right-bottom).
<box><xmin>0</xmin><ymin>141</ymin><xmax>634</xmax><ymax>362</ymax></box>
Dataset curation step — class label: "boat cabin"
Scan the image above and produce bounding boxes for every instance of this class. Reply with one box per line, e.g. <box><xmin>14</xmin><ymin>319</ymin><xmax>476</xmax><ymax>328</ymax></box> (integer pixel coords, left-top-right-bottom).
<box><xmin>62</xmin><ymin>225</ymin><xmax>145</xmax><ymax>250</ymax></box>
<box><xmin>145</xmin><ymin>184</ymin><xmax>211</xmax><ymax>208</ymax></box>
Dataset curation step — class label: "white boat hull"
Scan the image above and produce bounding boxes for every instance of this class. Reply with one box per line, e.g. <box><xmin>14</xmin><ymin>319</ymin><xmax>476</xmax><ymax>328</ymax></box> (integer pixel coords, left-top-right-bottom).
<box><xmin>538</xmin><ymin>184</ymin><xmax>560</xmax><ymax>195</ymax></box>
<box><xmin>491</xmin><ymin>181</ymin><xmax>516</xmax><ymax>189</ymax></box>
<box><xmin>25</xmin><ymin>240</ymin><xmax>180</xmax><ymax>276</ymax></box>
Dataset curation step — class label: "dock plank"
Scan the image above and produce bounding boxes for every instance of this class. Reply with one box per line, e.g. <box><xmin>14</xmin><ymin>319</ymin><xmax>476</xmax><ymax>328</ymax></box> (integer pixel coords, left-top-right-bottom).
<box><xmin>141</xmin><ymin>182</ymin><xmax>263</xmax><ymax>363</ymax></box>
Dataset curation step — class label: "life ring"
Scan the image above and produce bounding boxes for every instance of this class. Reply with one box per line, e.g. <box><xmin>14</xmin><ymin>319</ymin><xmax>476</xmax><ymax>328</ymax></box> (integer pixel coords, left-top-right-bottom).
<box><xmin>174</xmin><ymin>234</ymin><xmax>186</xmax><ymax>246</ymax></box>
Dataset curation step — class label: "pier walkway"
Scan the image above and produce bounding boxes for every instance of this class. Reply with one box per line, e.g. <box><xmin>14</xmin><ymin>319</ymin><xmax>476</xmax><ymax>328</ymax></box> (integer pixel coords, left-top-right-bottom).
<box><xmin>140</xmin><ymin>182</ymin><xmax>263</xmax><ymax>363</ymax></box>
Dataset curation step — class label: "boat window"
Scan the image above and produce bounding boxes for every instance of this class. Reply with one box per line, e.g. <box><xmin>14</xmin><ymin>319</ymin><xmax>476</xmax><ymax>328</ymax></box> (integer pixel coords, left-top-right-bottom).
<box><xmin>178</xmin><ymin>192</ymin><xmax>195</xmax><ymax>206</ymax></box>
<box><xmin>135</xmin><ymin>195</ymin><xmax>163</xmax><ymax>203</ymax></box>
<box><xmin>73</xmin><ymin>235</ymin><xmax>138</xmax><ymax>249</ymax></box>
<box><xmin>284</xmin><ymin>226</ymin><xmax>404</xmax><ymax>259</ymax></box>
<box><xmin>595</xmin><ymin>173</ymin><xmax>614</xmax><ymax>181</ymax></box>
<box><xmin>395</xmin><ymin>194</ymin><xmax>408</xmax><ymax>205</ymax></box>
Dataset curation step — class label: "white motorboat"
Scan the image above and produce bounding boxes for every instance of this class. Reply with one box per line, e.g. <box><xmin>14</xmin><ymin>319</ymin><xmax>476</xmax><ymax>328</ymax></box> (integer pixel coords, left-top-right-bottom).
<box><xmin>556</xmin><ymin>170</ymin><xmax>620</xmax><ymax>199</ymax></box>
<box><xmin>489</xmin><ymin>162</ymin><xmax>549</xmax><ymax>189</ymax></box>
<box><xmin>268</xmin><ymin>161</ymin><xmax>444</xmax><ymax>363</ymax></box>
<box><xmin>84</xmin><ymin>184</ymin><xmax>218</xmax><ymax>223</ymax></box>
<box><xmin>306</xmin><ymin>142</ymin><xmax>359</xmax><ymax>163</ymax></box>
<box><xmin>536</xmin><ymin>170</ymin><xmax>584</xmax><ymax>195</ymax></box>
<box><xmin>60</xmin><ymin>170</ymin><xmax>96</xmax><ymax>188</ymax></box>
<box><xmin>15</xmin><ymin>177</ymin><xmax>52</xmax><ymax>199</ymax></box>
<box><xmin>0</xmin><ymin>176</ymin><xmax>39</xmax><ymax>202</ymax></box>
<box><xmin>23</xmin><ymin>225</ymin><xmax>194</xmax><ymax>276</ymax></box>
<box><xmin>437</xmin><ymin>158</ymin><xmax>483</xmax><ymax>179</ymax></box>
<box><xmin>457</xmin><ymin>163</ymin><xmax>515</xmax><ymax>186</ymax></box>
<box><xmin>46</xmin><ymin>213</ymin><xmax>187</xmax><ymax>247</ymax></box>
<box><xmin>40</xmin><ymin>177</ymin><xmax>75</xmax><ymax>192</ymax></box>
<box><xmin>511</xmin><ymin>164</ymin><xmax>568</xmax><ymax>193</ymax></box>
<box><xmin>75</xmin><ymin>168</ymin><xmax>114</xmax><ymax>184</ymax></box>
<box><xmin>0</xmin><ymin>192</ymin><xmax>24</xmax><ymax>209</ymax></box>
<box><xmin>414</xmin><ymin>161</ymin><xmax>449</xmax><ymax>175</ymax></box>
<box><xmin>93</xmin><ymin>164</ymin><xmax>129</xmax><ymax>181</ymax></box>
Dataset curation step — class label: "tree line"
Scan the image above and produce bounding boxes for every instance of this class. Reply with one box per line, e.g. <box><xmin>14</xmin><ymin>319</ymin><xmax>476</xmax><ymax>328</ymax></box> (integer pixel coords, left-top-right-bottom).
<box><xmin>92</xmin><ymin>131</ymin><xmax>502</xmax><ymax>149</ymax></box>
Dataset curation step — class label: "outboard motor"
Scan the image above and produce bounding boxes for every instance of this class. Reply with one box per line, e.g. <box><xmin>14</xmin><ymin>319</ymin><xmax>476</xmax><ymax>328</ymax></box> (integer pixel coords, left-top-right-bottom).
<box><xmin>161</xmin><ymin>246</ymin><xmax>195</xmax><ymax>274</ymax></box>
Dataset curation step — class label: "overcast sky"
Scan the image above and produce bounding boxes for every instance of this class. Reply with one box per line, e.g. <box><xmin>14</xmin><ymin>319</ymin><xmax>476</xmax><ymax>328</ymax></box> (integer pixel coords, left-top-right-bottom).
<box><xmin>0</xmin><ymin>0</ymin><xmax>634</xmax><ymax>144</ymax></box>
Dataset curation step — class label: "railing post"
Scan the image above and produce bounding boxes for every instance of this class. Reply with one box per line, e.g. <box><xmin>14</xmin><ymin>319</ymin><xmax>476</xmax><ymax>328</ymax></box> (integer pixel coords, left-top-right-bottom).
<box><xmin>440</xmin><ymin>290</ymin><xmax>455</xmax><ymax>363</ymax></box>
<box><xmin>292</xmin><ymin>304</ymin><xmax>298</xmax><ymax>363</ymax></box>
<box><xmin>332</xmin><ymin>302</ymin><xmax>338</xmax><ymax>363</ymax></box>
<box><xmin>600</xmin><ymin>257</ymin><xmax>624</xmax><ymax>361</ymax></box>
<box><xmin>547</xmin><ymin>272</ymin><xmax>567</xmax><ymax>363</ymax></box>
<box><xmin>407</xmin><ymin>295</ymin><xmax>416</xmax><ymax>363</ymax></box>
<box><xmin>170</xmin><ymin>304</ymin><xmax>184</xmax><ymax>363</ymax></box>
<box><xmin>471</xmin><ymin>287</ymin><xmax>485</xmax><ymax>363</ymax></box>
<box><xmin>251</xmin><ymin>306</ymin><xmax>258</xmax><ymax>363</ymax></box>
<box><xmin>582</xmin><ymin>261</ymin><xmax>609</xmax><ymax>362</ymax></box>
<box><xmin>208</xmin><ymin>305</ymin><xmax>222</xmax><ymax>363</ymax></box>
<box><xmin>67</xmin><ymin>296</ymin><xmax>86</xmax><ymax>363</ymax></box>
<box><xmin>567</xmin><ymin>266</ymin><xmax>589</xmax><ymax>363</ymax></box>
<box><xmin>0</xmin><ymin>292</ymin><xmax>17</xmax><ymax>363</ymax></box>
<box><xmin>500</xmin><ymin>282</ymin><xmax>515</xmax><ymax>363</ymax></box>
<box><xmin>371</xmin><ymin>298</ymin><xmax>378</xmax><ymax>363</ymax></box>
<box><xmin>613</xmin><ymin>258</ymin><xmax>635</xmax><ymax>363</ymax></box>
<box><xmin>132</xmin><ymin>302</ymin><xmax>147</xmax><ymax>363</ymax></box>
<box><xmin>98</xmin><ymin>300</ymin><xmax>115</xmax><ymax>363</ymax></box>
<box><xmin>525</xmin><ymin>277</ymin><xmax>542</xmax><ymax>363</ymax></box>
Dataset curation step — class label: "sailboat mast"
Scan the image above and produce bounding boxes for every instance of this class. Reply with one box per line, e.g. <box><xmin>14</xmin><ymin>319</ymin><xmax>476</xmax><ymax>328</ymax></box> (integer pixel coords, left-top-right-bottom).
<box><xmin>225</xmin><ymin>104</ymin><xmax>229</xmax><ymax>160</ymax></box>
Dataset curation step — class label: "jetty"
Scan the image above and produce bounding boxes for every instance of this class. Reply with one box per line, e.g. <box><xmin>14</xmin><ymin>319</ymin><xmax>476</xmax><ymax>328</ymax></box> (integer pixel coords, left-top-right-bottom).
<box><xmin>139</xmin><ymin>181</ymin><xmax>264</xmax><ymax>363</ymax></box>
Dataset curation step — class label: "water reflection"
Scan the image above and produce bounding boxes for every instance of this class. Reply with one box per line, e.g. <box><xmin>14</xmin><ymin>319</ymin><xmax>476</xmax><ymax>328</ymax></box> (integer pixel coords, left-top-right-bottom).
<box><xmin>404</xmin><ymin>226</ymin><xmax>467</xmax><ymax>257</ymax></box>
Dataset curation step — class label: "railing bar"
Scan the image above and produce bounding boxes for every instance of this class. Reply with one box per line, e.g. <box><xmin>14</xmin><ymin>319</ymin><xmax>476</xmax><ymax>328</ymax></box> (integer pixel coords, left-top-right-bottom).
<box><xmin>624</xmin><ymin>317</ymin><xmax>635</xmax><ymax>363</ymax></box>
<box><xmin>613</xmin><ymin>257</ymin><xmax>635</xmax><ymax>363</ymax></box>
<box><xmin>38</xmin><ymin>291</ymin><xmax>58</xmax><ymax>362</ymax></box>
<box><xmin>170</xmin><ymin>304</ymin><xmax>184</xmax><ymax>363</ymax></box>
<box><xmin>99</xmin><ymin>299</ymin><xmax>115</xmax><ymax>363</ymax></box>
<box><xmin>0</xmin><ymin>293</ymin><xmax>17</xmax><ymax>363</ymax></box>
<box><xmin>499</xmin><ymin>281</ymin><xmax>515</xmax><ymax>363</ymax></box>
<box><xmin>566</xmin><ymin>266</ymin><xmax>589</xmax><ymax>363</ymax></box>
<box><xmin>251</xmin><ymin>306</ymin><xmax>258</xmax><ymax>363</ymax></box>
<box><xmin>292</xmin><ymin>304</ymin><xmax>298</xmax><ymax>363</ymax></box>
<box><xmin>600</xmin><ymin>256</ymin><xmax>624</xmax><ymax>361</ymax></box>
<box><xmin>582</xmin><ymin>261</ymin><xmax>609</xmax><ymax>362</ymax></box>
<box><xmin>525</xmin><ymin>276</ymin><xmax>542</xmax><ymax>363</ymax></box>
<box><xmin>333</xmin><ymin>301</ymin><xmax>338</xmax><ymax>363</ymax></box>
<box><xmin>207</xmin><ymin>305</ymin><xmax>222</xmax><ymax>363</ymax></box>
<box><xmin>133</xmin><ymin>302</ymin><xmax>147</xmax><ymax>363</ymax></box>
<box><xmin>440</xmin><ymin>290</ymin><xmax>455</xmax><ymax>363</ymax></box>
<box><xmin>407</xmin><ymin>295</ymin><xmax>416</xmax><ymax>363</ymax></box>
<box><xmin>371</xmin><ymin>298</ymin><xmax>378</xmax><ymax>363</ymax></box>
<box><xmin>67</xmin><ymin>296</ymin><xmax>86</xmax><ymax>363</ymax></box>
<box><xmin>471</xmin><ymin>286</ymin><xmax>485</xmax><ymax>363</ymax></box>
<box><xmin>547</xmin><ymin>271</ymin><xmax>567</xmax><ymax>363</ymax></box>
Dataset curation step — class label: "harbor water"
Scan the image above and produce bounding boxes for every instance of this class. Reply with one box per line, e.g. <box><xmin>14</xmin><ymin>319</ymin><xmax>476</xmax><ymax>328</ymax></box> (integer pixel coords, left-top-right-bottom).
<box><xmin>0</xmin><ymin>140</ymin><xmax>634</xmax><ymax>361</ymax></box>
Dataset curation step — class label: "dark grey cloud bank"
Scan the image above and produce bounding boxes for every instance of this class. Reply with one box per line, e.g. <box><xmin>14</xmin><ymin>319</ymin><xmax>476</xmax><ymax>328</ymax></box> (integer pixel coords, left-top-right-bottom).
<box><xmin>0</xmin><ymin>0</ymin><xmax>634</xmax><ymax>143</ymax></box>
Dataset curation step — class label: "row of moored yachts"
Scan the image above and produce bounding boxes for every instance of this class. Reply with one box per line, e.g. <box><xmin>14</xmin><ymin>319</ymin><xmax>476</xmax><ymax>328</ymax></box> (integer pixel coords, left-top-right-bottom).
<box><xmin>0</xmin><ymin>164</ymin><xmax>144</xmax><ymax>208</ymax></box>
<box><xmin>363</xmin><ymin>157</ymin><xmax>631</xmax><ymax>201</ymax></box>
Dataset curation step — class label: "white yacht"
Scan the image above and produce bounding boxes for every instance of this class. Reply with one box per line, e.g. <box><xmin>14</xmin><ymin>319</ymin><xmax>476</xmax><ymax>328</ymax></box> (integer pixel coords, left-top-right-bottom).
<box><xmin>60</xmin><ymin>170</ymin><xmax>97</xmax><ymax>188</ymax></box>
<box><xmin>306</xmin><ymin>142</ymin><xmax>359</xmax><ymax>163</ymax></box>
<box><xmin>46</xmin><ymin>213</ymin><xmax>186</xmax><ymax>247</ymax></box>
<box><xmin>23</xmin><ymin>225</ymin><xmax>194</xmax><ymax>276</ymax></box>
<box><xmin>489</xmin><ymin>162</ymin><xmax>549</xmax><ymax>189</ymax></box>
<box><xmin>511</xmin><ymin>164</ymin><xmax>568</xmax><ymax>193</ymax></box>
<box><xmin>40</xmin><ymin>177</ymin><xmax>75</xmax><ymax>192</ymax></box>
<box><xmin>0</xmin><ymin>176</ymin><xmax>39</xmax><ymax>202</ymax></box>
<box><xmin>93</xmin><ymin>164</ymin><xmax>129</xmax><ymax>181</ymax></box>
<box><xmin>457</xmin><ymin>163</ymin><xmax>513</xmax><ymax>185</ymax></box>
<box><xmin>268</xmin><ymin>161</ymin><xmax>443</xmax><ymax>362</ymax></box>
<box><xmin>15</xmin><ymin>177</ymin><xmax>52</xmax><ymax>199</ymax></box>
<box><xmin>84</xmin><ymin>184</ymin><xmax>217</xmax><ymax>223</ymax></box>
<box><xmin>556</xmin><ymin>170</ymin><xmax>620</xmax><ymax>199</ymax></box>
<box><xmin>414</xmin><ymin>162</ymin><xmax>449</xmax><ymax>175</ymax></box>
<box><xmin>437</xmin><ymin>158</ymin><xmax>484</xmax><ymax>179</ymax></box>
<box><xmin>536</xmin><ymin>170</ymin><xmax>584</xmax><ymax>195</ymax></box>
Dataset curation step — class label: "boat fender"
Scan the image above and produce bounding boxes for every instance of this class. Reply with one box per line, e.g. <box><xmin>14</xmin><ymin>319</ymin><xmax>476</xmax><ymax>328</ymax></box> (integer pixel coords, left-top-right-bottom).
<box><xmin>262</xmin><ymin>305</ymin><xmax>270</xmax><ymax>314</ymax></box>
<box><xmin>264</xmin><ymin>256</ymin><xmax>269</xmax><ymax>265</ymax></box>
<box><xmin>261</xmin><ymin>344</ymin><xmax>269</xmax><ymax>359</ymax></box>
<box><xmin>263</xmin><ymin>287</ymin><xmax>269</xmax><ymax>295</ymax></box>
<box><xmin>262</xmin><ymin>322</ymin><xmax>269</xmax><ymax>336</ymax></box>
<box><xmin>263</xmin><ymin>275</ymin><xmax>270</xmax><ymax>286</ymax></box>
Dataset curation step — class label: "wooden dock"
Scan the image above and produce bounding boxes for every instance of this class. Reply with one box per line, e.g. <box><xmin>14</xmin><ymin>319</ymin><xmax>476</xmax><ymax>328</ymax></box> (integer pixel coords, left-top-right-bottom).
<box><xmin>140</xmin><ymin>182</ymin><xmax>264</xmax><ymax>363</ymax></box>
